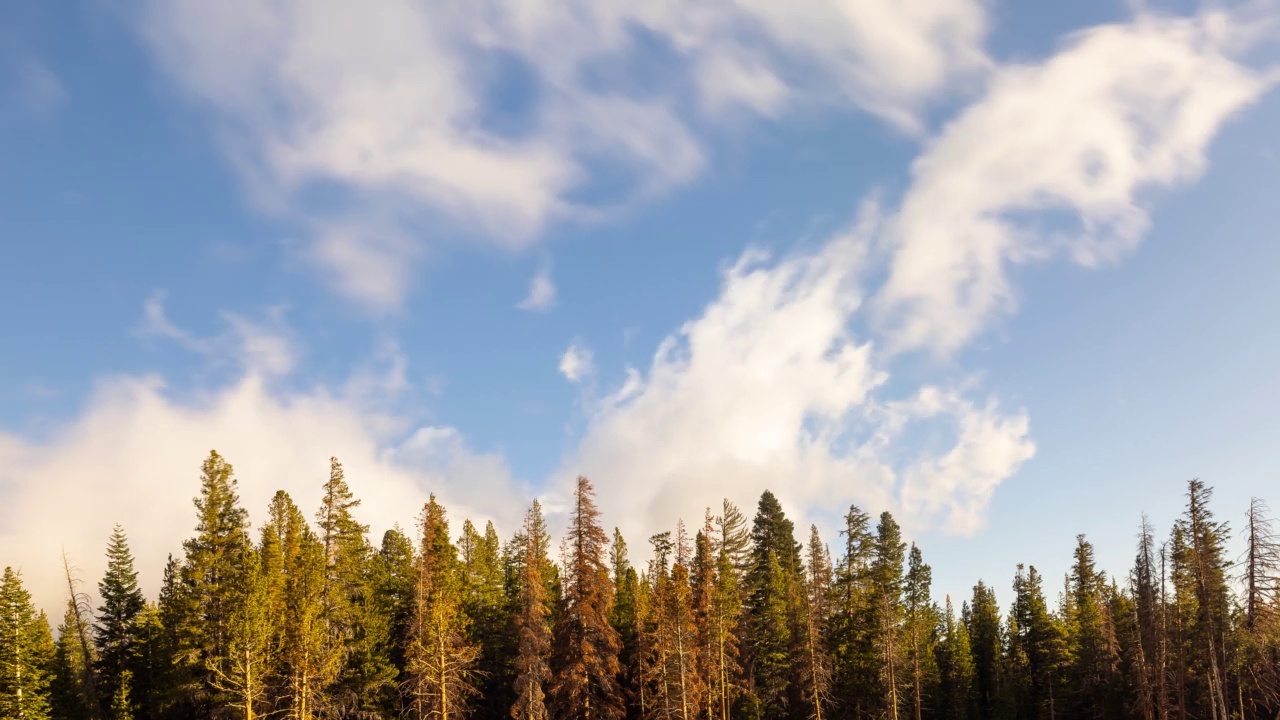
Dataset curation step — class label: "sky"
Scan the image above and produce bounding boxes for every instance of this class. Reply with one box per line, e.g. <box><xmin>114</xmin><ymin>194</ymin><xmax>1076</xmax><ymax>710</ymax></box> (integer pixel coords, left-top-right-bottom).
<box><xmin>2</xmin><ymin>0</ymin><xmax>1280</xmax><ymax>617</ymax></box>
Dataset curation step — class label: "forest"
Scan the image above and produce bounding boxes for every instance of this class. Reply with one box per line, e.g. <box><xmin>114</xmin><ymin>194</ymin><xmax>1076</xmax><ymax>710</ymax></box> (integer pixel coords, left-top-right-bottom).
<box><xmin>1</xmin><ymin>449</ymin><xmax>1277</xmax><ymax>720</ymax></box>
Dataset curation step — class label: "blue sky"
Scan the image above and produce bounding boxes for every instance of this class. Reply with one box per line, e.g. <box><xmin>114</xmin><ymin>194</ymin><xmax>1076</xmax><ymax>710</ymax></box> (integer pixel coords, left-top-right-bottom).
<box><xmin>2</xmin><ymin>0</ymin><xmax>1280</xmax><ymax>614</ymax></box>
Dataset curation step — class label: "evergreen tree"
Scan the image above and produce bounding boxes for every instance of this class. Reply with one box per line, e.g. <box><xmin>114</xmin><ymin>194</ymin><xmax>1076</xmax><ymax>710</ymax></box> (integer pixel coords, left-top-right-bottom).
<box><xmin>175</xmin><ymin>449</ymin><xmax>252</xmax><ymax>714</ymax></box>
<box><xmin>743</xmin><ymin>491</ymin><xmax>801</xmax><ymax>719</ymax></box>
<box><xmin>1</xmin><ymin>568</ymin><xmax>56</xmax><ymax>720</ymax></box>
<box><xmin>1174</xmin><ymin>479</ymin><xmax>1232</xmax><ymax>720</ymax></box>
<box><xmin>1237</xmin><ymin>498</ymin><xmax>1279</xmax><ymax>719</ymax></box>
<box><xmin>1009</xmin><ymin>565</ymin><xmax>1066</xmax><ymax>720</ymax></box>
<box><xmin>109</xmin><ymin>670</ymin><xmax>136</xmax><ymax>720</ymax></box>
<box><xmin>262</xmin><ymin>490</ymin><xmax>339</xmax><ymax>719</ymax></box>
<box><xmin>1065</xmin><ymin>535</ymin><xmax>1120</xmax><ymax>720</ymax></box>
<box><xmin>58</xmin><ymin>551</ymin><xmax>101</xmax><ymax>717</ymax></box>
<box><xmin>966</xmin><ymin>582</ymin><xmax>1001</xmax><ymax>720</ymax></box>
<box><xmin>513</xmin><ymin>502</ymin><xmax>554</xmax><ymax>720</ymax></box>
<box><xmin>829</xmin><ymin>504</ymin><xmax>876</xmax><ymax>719</ymax></box>
<box><xmin>799</xmin><ymin>525</ymin><xmax>833</xmax><ymax>720</ymax></box>
<box><xmin>404</xmin><ymin>496</ymin><xmax>480</xmax><ymax>720</ymax></box>
<box><xmin>903</xmin><ymin>545</ymin><xmax>938</xmax><ymax>720</ymax></box>
<box><xmin>314</xmin><ymin>457</ymin><xmax>378</xmax><ymax>715</ymax></box>
<box><xmin>610</xmin><ymin>529</ymin><xmax>641</xmax><ymax>719</ymax></box>
<box><xmin>935</xmin><ymin>597</ymin><xmax>973</xmax><ymax>720</ymax></box>
<box><xmin>50</xmin><ymin>602</ymin><xmax>96</xmax><ymax>720</ymax></box>
<box><xmin>705</xmin><ymin>512</ymin><xmax>742</xmax><ymax>720</ymax></box>
<box><xmin>462</xmin><ymin>519</ymin><xmax>514</xmax><ymax>719</ymax></box>
<box><xmin>369</xmin><ymin>526</ymin><xmax>417</xmax><ymax>716</ymax></box>
<box><xmin>95</xmin><ymin>525</ymin><xmax>146</xmax><ymax>718</ymax></box>
<box><xmin>548</xmin><ymin>476</ymin><xmax>624</xmax><ymax>720</ymax></box>
<box><xmin>871</xmin><ymin>512</ymin><xmax>907</xmax><ymax>720</ymax></box>
<box><xmin>206</xmin><ymin>545</ymin><xmax>274</xmax><ymax>719</ymax></box>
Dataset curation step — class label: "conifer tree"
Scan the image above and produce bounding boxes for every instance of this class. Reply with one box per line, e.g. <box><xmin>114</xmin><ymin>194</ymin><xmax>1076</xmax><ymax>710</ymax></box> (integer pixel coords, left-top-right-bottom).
<box><xmin>1237</xmin><ymin>498</ymin><xmax>1279</xmax><ymax>718</ymax></box>
<box><xmin>49</xmin><ymin>602</ymin><xmax>97</xmax><ymax>720</ymax></box>
<box><xmin>59</xmin><ymin>551</ymin><xmax>101</xmax><ymax>717</ymax></box>
<box><xmin>903</xmin><ymin>545</ymin><xmax>938</xmax><ymax>720</ymax></box>
<box><xmin>462</xmin><ymin>519</ymin><xmax>514</xmax><ymax>719</ymax></box>
<box><xmin>548</xmin><ymin>476</ymin><xmax>624</xmax><ymax>720</ymax></box>
<box><xmin>369</xmin><ymin>526</ymin><xmax>417</xmax><ymax>716</ymax></box>
<box><xmin>1131</xmin><ymin>517</ymin><xmax>1168</xmax><ymax>720</ymax></box>
<box><xmin>610</xmin><ymin>529</ymin><xmax>642</xmax><ymax>719</ymax></box>
<box><xmin>109</xmin><ymin>670</ymin><xmax>136</xmax><ymax>720</ymax></box>
<box><xmin>871</xmin><ymin>513</ymin><xmax>907</xmax><ymax>720</ymax></box>
<box><xmin>799</xmin><ymin>525</ymin><xmax>833</xmax><ymax>720</ymax></box>
<box><xmin>95</xmin><ymin>525</ymin><xmax>146</xmax><ymax>717</ymax></box>
<box><xmin>513</xmin><ymin>502</ymin><xmax>554</xmax><ymax>720</ymax></box>
<box><xmin>1066</xmin><ymin>535</ymin><xmax>1120</xmax><ymax>720</ymax></box>
<box><xmin>1</xmin><ymin>567</ymin><xmax>55</xmax><ymax>720</ymax></box>
<box><xmin>1175</xmin><ymin>479</ymin><xmax>1232</xmax><ymax>720</ymax></box>
<box><xmin>175</xmin><ymin>449</ymin><xmax>252</xmax><ymax>712</ymax></box>
<box><xmin>703</xmin><ymin>510</ymin><xmax>742</xmax><ymax>720</ymax></box>
<box><xmin>261</xmin><ymin>490</ymin><xmax>339</xmax><ymax>719</ymax></box>
<box><xmin>314</xmin><ymin>457</ymin><xmax>378</xmax><ymax>714</ymax></box>
<box><xmin>207</xmin><ymin>545</ymin><xmax>274</xmax><ymax>720</ymax></box>
<box><xmin>966</xmin><ymin>582</ymin><xmax>1001</xmax><ymax>720</ymax></box>
<box><xmin>829</xmin><ymin>504</ymin><xmax>876</xmax><ymax>718</ymax></box>
<box><xmin>743</xmin><ymin>491</ymin><xmax>801</xmax><ymax>719</ymax></box>
<box><xmin>404</xmin><ymin>496</ymin><xmax>479</xmax><ymax>720</ymax></box>
<box><xmin>935</xmin><ymin>596</ymin><xmax>973</xmax><ymax>720</ymax></box>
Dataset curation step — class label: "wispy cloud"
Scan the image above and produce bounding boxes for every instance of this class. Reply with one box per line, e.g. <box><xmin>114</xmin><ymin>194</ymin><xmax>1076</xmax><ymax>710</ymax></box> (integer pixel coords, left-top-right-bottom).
<box><xmin>136</xmin><ymin>290</ymin><xmax>298</xmax><ymax>377</ymax></box>
<box><xmin>134</xmin><ymin>0</ymin><xmax>989</xmax><ymax>309</ymax></box>
<box><xmin>875</xmin><ymin>11</ymin><xmax>1276</xmax><ymax>356</ymax></box>
<box><xmin>517</xmin><ymin>265</ymin><xmax>557</xmax><ymax>312</ymax></box>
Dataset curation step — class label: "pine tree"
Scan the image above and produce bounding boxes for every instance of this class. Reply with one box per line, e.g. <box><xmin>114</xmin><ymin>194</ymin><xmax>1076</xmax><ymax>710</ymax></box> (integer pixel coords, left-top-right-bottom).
<box><xmin>871</xmin><ymin>513</ymin><xmax>907</xmax><ymax>720</ymax></box>
<box><xmin>1065</xmin><ymin>535</ymin><xmax>1119</xmax><ymax>720</ymax></box>
<box><xmin>1175</xmin><ymin>480</ymin><xmax>1232</xmax><ymax>720</ymax></box>
<box><xmin>799</xmin><ymin>525</ymin><xmax>833</xmax><ymax>720</ymax></box>
<box><xmin>174</xmin><ymin>449</ymin><xmax>252</xmax><ymax>714</ymax></box>
<box><xmin>261</xmin><ymin>490</ymin><xmax>339</xmax><ymax>719</ymax></box>
<box><xmin>314</xmin><ymin>457</ymin><xmax>377</xmax><ymax>715</ymax></box>
<box><xmin>1132</xmin><ymin>517</ymin><xmax>1168</xmax><ymax>720</ymax></box>
<box><xmin>903</xmin><ymin>545</ymin><xmax>938</xmax><ymax>720</ymax></box>
<box><xmin>369</xmin><ymin>525</ymin><xmax>417</xmax><ymax>716</ymax></box>
<box><xmin>59</xmin><ymin>551</ymin><xmax>101</xmax><ymax>717</ymax></box>
<box><xmin>95</xmin><ymin>525</ymin><xmax>146</xmax><ymax>717</ymax></box>
<box><xmin>705</xmin><ymin>510</ymin><xmax>743</xmax><ymax>720</ymax></box>
<box><xmin>829</xmin><ymin>504</ymin><xmax>876</xmax><ymax>719</ymax></box>
<box><xmin>966</xmin><ymin>582</ymin><xmax>1001</xmax><ymax>720</ymax></box>
<box><xmin>206</xmin><ymin>545</ymin><xmax>274</xmax><ymax>719</ymax></box>
<box><xmin>512</xmin><ymin>502</ymin><xmax>554</xmax><ymax>720</ymax></box>
<box><xmin>1</xmin><ymin>567</ymin><xmax>56</xmax><ymax>720</ymax></box>
<box><xmin>404</xmin><ymin>496</ymin><xmax>480</xmax><ymax>720</ymax></box>
<box><xmin>462</xmin><ymin>519</ymin><xmax>514</xmax><ymax>719</ymax></box>
<box><xmin>49</xmin><ymin>602</ymin><xmax>96</xmax><ymax>720</ymax></box>
<box><xmin>548</xmin><ymin>476</ymin><xmax>624</xmax><ymax>720</ymax></box>
<box><xmin>109</xmin><ymin>670</ymin><xmax>136</xmax><ymax>720</ymax></box>
<box><xmin>743</xmin><ymin>491</ymin><xmax>801</xmax><ymax>719</ymax></box>
<box><xmin>610</xmin><ymin>529</ymin><xmax>641</xmax><ymax>720</ymax></box>
<box><xmin>1237</xmin><ymin>498</ymin><xmax>1279</xmax><ymax>718</ymax></box>
<box><xmin>935</xmin><ymin>596</ymin><xmax>973</xmax><ymax>720</ymax></box>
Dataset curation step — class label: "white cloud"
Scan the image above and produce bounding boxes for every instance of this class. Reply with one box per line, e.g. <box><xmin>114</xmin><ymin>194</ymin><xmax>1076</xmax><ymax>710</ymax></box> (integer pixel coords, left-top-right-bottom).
<box><xmin>135</xmin><ymin>0</ymin><xmax>988</xmax><ymax>308</ymax></box>
<box><xmin>559</xmin><ymin>342</ymin><xmax>595</xmax><ymax>384</ymax></box>
<box><xmin>876</xmin><ymin>11</ymin><xmax>1275</xmax><ymax>355</ymax></box>
<box><xmin>559</xmin><ymin>212</ymin><xmax>1035</xmax><ymax>542</ymax></box>
<box><xmin>137</xmin><ymin>290</ymin><xmax>298</xmax><ymax>377</ymax></box>
<box><xmin>517</xmin><ymin>265</ymin><xmax>557</xmax><ymax>312</ymax></box>
<box><xmin>0</xmin><ymin>370</ymin><xmax>522</xmax><ymax>619</ymax></box>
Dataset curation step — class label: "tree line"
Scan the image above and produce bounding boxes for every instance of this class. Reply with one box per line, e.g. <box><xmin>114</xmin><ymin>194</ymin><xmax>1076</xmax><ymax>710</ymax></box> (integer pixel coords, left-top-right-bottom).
<box><xmin>2</xmin><ymin>449</ymin><xmax>1277</xmax><ymax>719</ymax></box>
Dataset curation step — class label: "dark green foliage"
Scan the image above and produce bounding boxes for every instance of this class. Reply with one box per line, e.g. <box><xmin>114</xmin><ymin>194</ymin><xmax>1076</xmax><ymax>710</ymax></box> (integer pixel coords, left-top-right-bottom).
<box><xmin>95</xmin><ymin>525</ymin><xmax>146</xmax><ymax>718</ymax></box>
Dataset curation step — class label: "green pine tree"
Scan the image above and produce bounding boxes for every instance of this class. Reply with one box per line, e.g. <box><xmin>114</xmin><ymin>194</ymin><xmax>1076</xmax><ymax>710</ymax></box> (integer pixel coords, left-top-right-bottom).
<box><xmin>0</xmin><ymin>566</ymin><xmax>56</xmax><ymax>720</ymax></box>
<box><xmin>95</xmin><ymin>525</ymin><xmax>146</xmax><ymax>716</ymax></box>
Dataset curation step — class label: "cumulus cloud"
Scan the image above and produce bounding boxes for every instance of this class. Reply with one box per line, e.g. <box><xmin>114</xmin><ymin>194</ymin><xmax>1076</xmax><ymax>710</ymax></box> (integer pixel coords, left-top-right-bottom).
<box><xmin>134</xmin><ymin>0</ymin><xmax>988</xmax><ymax>308</ymax></box>
<box><xmin>0</xmin><ymin>372</ymin><xmax>522</xmax><ymax>619</ymax></box>
<box><xmin>559</xmin><ymin>342</ymin><xmax>595</xmax><ymax>384</ymax></box>
<box><xmin>517</xmin><ymin>265</ymin><xmax>557</xmax><ymax>312</ymax></box>
<box><xmin>559</xmin><ymin>214</ymin><xmax>1035</xmax><ymax>543</ymax></box>
<box><xmin>876</xmin><ymin>11</ymin><xmax>1276</xmax><ymax>355</ymax></box>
